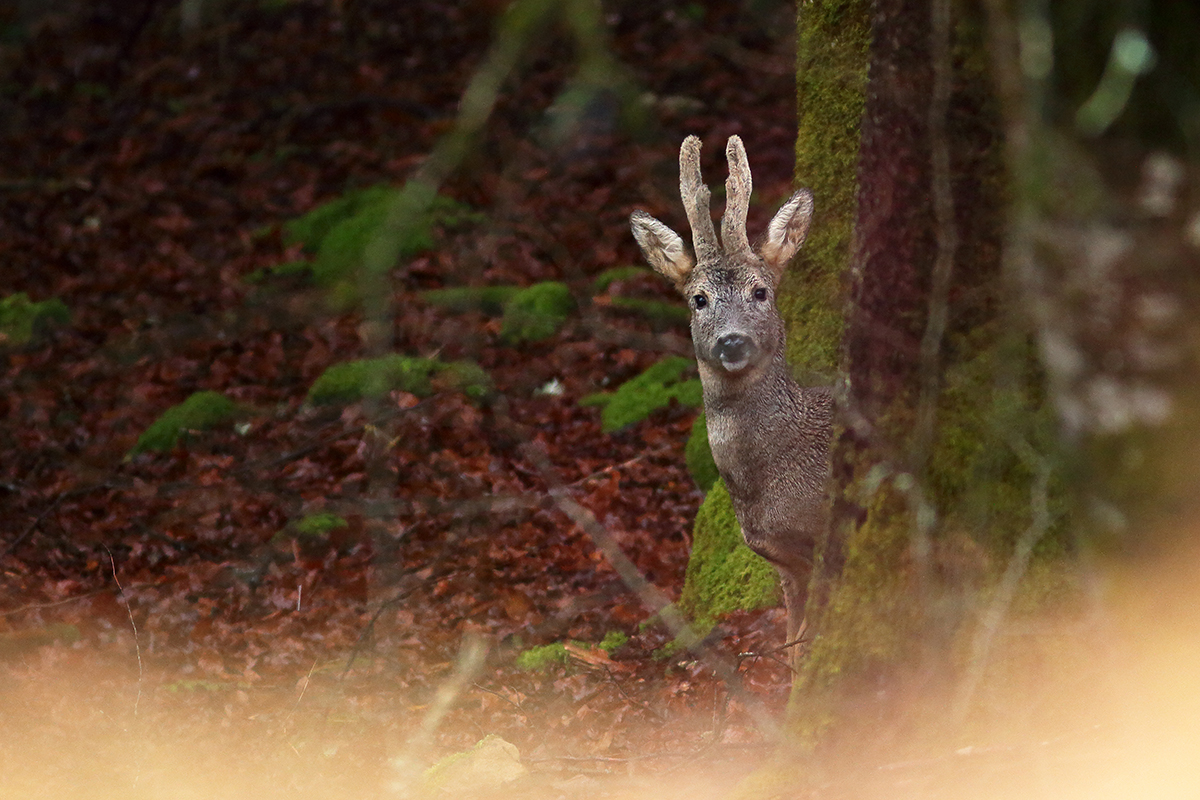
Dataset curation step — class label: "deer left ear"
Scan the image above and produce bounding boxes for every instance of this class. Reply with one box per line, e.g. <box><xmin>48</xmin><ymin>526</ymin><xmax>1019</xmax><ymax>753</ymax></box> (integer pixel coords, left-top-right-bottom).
<box><xmin>759</xmin><ymin>189</ymin><xmax>814</xmax><ymax>280</ymax></box>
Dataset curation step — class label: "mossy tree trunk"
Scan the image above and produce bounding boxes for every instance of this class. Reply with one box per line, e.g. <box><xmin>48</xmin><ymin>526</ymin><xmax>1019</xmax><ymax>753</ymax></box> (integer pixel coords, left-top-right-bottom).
<box><xmin>784</xmin><ymin>0</ymin><xmax>1200</xmax><ymax>741</ymax></box>
<box><xmin>790</xmin><ymin>0</ymin><xmax>1013</xmax><ymax>731</ymax></box>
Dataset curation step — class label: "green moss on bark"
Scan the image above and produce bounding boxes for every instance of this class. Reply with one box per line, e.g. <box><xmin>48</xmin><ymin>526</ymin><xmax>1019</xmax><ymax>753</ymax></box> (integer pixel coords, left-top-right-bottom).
<box><xmin>781</xmin><ymin>0</ymin><xmax>870</xmax><ymax>382</ymax></box>
<box><xmin>798</xmin><ymin>482</ymin><xmax>917</xmax><ymax>690</ymax></box>
<box><xmin>785</xmin><ymin>0</ymin><xmax>1074</xmax><ymax>747</ymax></box>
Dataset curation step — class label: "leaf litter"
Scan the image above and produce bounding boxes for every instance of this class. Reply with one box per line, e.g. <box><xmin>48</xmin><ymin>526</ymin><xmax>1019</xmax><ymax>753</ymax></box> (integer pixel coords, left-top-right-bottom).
<box><xmin>0</xmin><ymin>1</ymin><xmax>801</xmax><ymax>796</ymax></box>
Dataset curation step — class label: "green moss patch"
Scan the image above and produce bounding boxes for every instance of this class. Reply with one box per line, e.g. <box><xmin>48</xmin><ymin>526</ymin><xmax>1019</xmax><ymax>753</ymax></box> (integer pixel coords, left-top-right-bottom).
<box><xmin>306</xmin><ymin>354</ymin><xmax>492</xmax><ymax>405</ymax></box>
<box><xmin>800</xmin><ymin>485</ymin><xmax>917</xmax><ymax>688</ymax></box>
<box><xmin>608</xmin><ymin>296</ymin><xmax>690</xmax><ymax>326</ymax></box>
<box><xmin>515</xmin><ymin>642</ymin><xmax>570</xmax><ymax>671</ymax></box>
<box><xmin>591</xmin><ymin>266</ymin><xmax>688</xmax><ymax>328</ymax></box>
<box><xmin>420</xmin><ymin>285</ymin><xmax>520</xmax><ymax>315</ymax></box>
<box><xmin>579</xmin><ymin>356</ymin><xmax>701</xmax><ymax>432</ymax></box>
<box><xmin>515</xmin><ymin>631</ymin><xmax>627</xmax><ymax>672</ymax></box>
<box><xmin>242</xmin><ymin>259</ymin><xmax>314</xmax><ymax>285</ymax></box>
<box><xmin>272</xmin><ymin>511</ymin><xmax>350</xmax><ymax>555</ymax></box>
<box><xmin>419</xmin><ymin>282</ymin><xmax>576</xmax><ymax>343</ymax></box>
<box><xmin>591</xmin><ymin>265</ymin><xmax>650</xmax><ymax>293</ymax></box>
<box><xmin>126</xmin><ymin>391</ymin><xmax>244</xmax><ymax>458</ymax></box>
<box><xmin>678</xmin><ymin>480</ymin><xmax>779</xmax><ymax>634</ymax></box>
<box><xmin>500</xmin><ymin>281</ymin><xmax>576</xmax><ymax>343</ymax></box>
<box><xmin>435</xmin><ymin>360</ymin><xmax>493</xmax><ymax>401</ymax></box>
<box><xmin>599</xmin><ymin>630</ymin><xmax>628</xmax><ymax>653</ymax></box>
<box><xmin>293</xmin><ymin>512</ymin><xmax>348</xmax><ymax>538</ymax></box>
<box><xmin>0</xmin><ymin>292</ymin><xmax>70</xmax><ymax>345</ymax></box>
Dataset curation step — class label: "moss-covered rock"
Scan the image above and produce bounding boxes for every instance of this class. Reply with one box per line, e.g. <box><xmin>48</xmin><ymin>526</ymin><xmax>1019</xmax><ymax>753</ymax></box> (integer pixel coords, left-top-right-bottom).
<box><xmin>591</xmin><ymin>265</ymin><xmax>688</xmax><ymax>327</ymax></box>
<box><xmin>419</xmin><ymin>735</ymin><xmax>527</xmax><ymax>798</ymax></box>
<box><xmin>308</xmin><ymin>355</ymin><xmax>435</xmax><ymax>404</ymax></box>
<box><xmin>306</xmin><ymin>354</ymin><xmax>491</xmax><ymax>405</ymax></box>
<box><xmin>126</xmin><ymin>391</ymin><xmax>244</xmax><ymax>458</ymax></box>
<box><xmin>685</xmin><ymin>412</ymin><xmax>718</xmax><ymax>491</ymax></box>
<box><xmin>420</xmin><ymin>285</ymin><xmax>520</xmax><ymax>315</ymax></box>
<box><xmin>285</xmin><ymin>185</ymin><xmax>389</xmax><ymax>254</ymax></box>
<box><xmin>282</xmin><ymin>182</ymin><xmax>480</xmax><ymax>291</ymax></box>
<box><xmin>500</xmin><ymin>281</ymin><xmax>575</xmax><ymax>343</ymax></box>
<box><xmin>0</xmin><ymin>292</ymin><xmax>70</xmax><ymax>346</ymax></box>
<box><xmin>678</xmin><ymin>480</ymin><xmax>779</xmax><ymax>635</ymax></box>
<box><xmin>579</xmin><ymin>356</ymin><xmax>702</xmax><ymax>432</ymax></box>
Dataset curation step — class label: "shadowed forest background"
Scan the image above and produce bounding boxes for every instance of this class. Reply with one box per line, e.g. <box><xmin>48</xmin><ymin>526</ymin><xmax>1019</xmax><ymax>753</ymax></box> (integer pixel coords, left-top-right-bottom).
<box><xmin>2</xmin><ymin>0</ymin><xmax>1199</xmax><ymax>798</ymax></box>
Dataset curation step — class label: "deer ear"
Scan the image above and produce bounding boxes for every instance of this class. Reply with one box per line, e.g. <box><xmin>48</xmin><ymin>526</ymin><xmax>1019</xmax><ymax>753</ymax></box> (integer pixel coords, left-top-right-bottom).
<box><xmin>759</xmin><ymin>189</ymin><xmax>814</xmax><ymax>279</ymax></box>
<box><xmin>630</xmin><ymin>210</ymin><xmax>695</xmax><ymax>291</ymax></box>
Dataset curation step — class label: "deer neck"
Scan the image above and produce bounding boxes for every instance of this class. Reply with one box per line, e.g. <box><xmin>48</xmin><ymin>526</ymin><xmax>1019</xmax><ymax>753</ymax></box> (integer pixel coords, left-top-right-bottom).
<box><xmin>697</xmin><ymin>350</ymin><xmax>792</xmax><ymax>412</ymax></box>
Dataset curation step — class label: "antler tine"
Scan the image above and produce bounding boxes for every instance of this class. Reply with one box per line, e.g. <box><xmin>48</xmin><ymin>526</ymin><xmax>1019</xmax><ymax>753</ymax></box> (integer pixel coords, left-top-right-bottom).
<box><xmin>679</xmin><ymin>135</ymin><xmax>721</xmax><ymax>264</ymax></box>
<box><xmin>722</xmin><ymin>135</ymin><xmax>752</xmax><ymax>255</ymax></box>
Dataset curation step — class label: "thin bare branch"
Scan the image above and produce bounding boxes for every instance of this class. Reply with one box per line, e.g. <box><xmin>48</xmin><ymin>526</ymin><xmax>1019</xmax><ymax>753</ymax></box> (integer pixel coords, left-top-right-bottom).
<box><xmin>953</xmin><ymin>445</ymin><xmax>1052</xmax><ymax>720</ymax></box>
<box><xmin>909</xmin><ymin>0</ymin><xmax>961</xmax><ymax>597</ymax></box>
<box><xmin>521</xmin><ymin>442</ymin><xmax>782</xmax><ymax>742</ymax></box>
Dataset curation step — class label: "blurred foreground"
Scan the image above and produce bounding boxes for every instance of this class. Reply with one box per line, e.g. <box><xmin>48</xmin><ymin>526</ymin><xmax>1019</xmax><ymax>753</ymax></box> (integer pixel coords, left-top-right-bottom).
<box><xmin>3</xmin><ymin>531</ymin><xmax>1197</xmax><ymax>799</ymax></box>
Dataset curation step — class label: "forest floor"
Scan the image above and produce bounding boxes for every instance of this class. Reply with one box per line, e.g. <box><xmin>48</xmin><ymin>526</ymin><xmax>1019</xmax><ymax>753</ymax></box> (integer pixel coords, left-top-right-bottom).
<box><xmin>6</xmin><ymin>4</ymin><xmax>1200</xmax><ymax>799</ymax></box>
<box><xmin>0</xmin><ymin>1</ymin><xmax>805</xmax><ymax>796</ymax></box>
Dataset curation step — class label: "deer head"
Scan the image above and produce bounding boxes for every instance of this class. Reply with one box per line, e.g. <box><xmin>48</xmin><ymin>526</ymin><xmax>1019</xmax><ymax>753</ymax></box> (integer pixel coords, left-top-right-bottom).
<box><xmin>630</xmin><ymin>135</ymin><xmax>814</xmax><ymax>381</ymax></box>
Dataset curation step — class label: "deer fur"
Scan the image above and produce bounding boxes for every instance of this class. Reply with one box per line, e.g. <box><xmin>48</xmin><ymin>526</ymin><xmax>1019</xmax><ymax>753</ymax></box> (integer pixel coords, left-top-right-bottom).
<box><xmin>631</xmin><ymin>135</ymin><xmax>832</xmax><ymax>661</ymax></box>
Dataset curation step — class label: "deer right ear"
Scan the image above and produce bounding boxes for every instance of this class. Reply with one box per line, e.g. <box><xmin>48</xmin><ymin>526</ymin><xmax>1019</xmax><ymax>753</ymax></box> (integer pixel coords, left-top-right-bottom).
<box><xmin>630</xmin><ymin>210</ymin><xmax>695</xmax><ymax>291</ymax></box>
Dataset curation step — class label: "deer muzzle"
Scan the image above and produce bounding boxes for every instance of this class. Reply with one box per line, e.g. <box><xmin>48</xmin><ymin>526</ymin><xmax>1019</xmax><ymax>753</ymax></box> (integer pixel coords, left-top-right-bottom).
<box><xmin>713</xmin><ymin>333</ymin><xmax>755</xmax><ymax>372</ymax></box>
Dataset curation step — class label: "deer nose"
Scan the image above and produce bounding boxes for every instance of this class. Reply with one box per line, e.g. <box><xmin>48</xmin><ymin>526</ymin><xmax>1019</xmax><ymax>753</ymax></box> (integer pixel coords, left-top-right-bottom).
<box><xmin>715</xmin><ymin>333</ymin><xmax>753</xmax><ymax>371</ymax></box>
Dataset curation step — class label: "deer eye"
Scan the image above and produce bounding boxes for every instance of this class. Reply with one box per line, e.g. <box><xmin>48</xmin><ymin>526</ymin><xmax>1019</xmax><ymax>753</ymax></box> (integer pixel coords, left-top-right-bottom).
<box><xmin>753</xmin><ymin>287</ymin><xmax>768</xmax><ymax>301</ymax></box>
<box><xmin>692</xmin><ymin>294</ymin><xmax>707</xmax><ymax>310</ymax></box>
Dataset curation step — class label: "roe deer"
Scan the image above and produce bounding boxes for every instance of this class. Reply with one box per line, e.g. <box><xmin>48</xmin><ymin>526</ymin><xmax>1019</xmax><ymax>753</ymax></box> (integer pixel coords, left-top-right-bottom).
<box><xmin>630</xmin><ymin>135</ymin><xmax>832</xmax><ymax>662</ymax></box>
